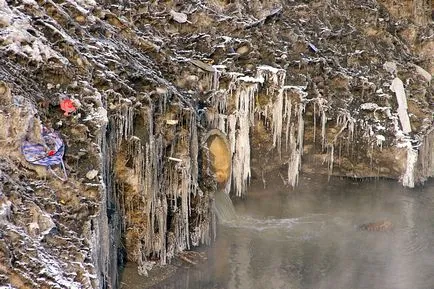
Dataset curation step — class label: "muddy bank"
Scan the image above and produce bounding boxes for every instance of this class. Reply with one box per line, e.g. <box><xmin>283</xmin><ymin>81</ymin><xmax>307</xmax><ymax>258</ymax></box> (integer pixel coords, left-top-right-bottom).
<box><xmin>121</xmin><ymin>250</ymin><xmax>209</xmax><ymax>289</ymax></box>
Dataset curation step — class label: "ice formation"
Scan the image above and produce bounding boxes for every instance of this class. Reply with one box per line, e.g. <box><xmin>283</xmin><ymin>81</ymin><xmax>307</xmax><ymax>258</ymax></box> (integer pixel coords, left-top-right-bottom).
<box><xmin>216</xmin><ymin>68</ymin><xmax>424</xmax><ymax>188</ymax></box>
<box><xmin>104</xmin><ymin>92</ymin><xmax>209</xmax><ymax>275</ymax></box>
<box><xmin>207</xmin><ymin>65</ymin><xmax>309</xmax><ymax>195</ymax></box>
<box><xmin>390</xmin><ymin>77</ymin><xmax>411</xmax><ymax>134</ymax></box>
<box><xmin>402</xmin><ymin>148</ymin><xmax>418</xmax><ymax>187</ymax></box>
<box><xmin>1</xmin><ymin>0</ymin><xmax>432</xmax><ymax>287</ymax></box>
<box><xmin>231</xmin><ymin>84</ymin><xmax>256</xmax><ymax>197</ymax></box>
<box><xmin>376</xmin><ymin>135</ymin><xmax>385</xmax><ymax>150</ymax></box>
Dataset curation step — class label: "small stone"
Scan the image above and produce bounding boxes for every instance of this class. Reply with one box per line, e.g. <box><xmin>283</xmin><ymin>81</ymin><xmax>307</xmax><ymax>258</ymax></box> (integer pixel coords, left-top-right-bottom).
<box><xmin>170</xmin><ymin>10</ymin><xmax>189</xmax><ymax>24</ymax></box>
<box><xmin>75</xmin><ymin>15</ymin><xmax>86</xmax><ymax>24</ymax></box>
<box><xmin>383</xmin><ymin>61</ymin><xmax>397</xmax><ymax>75</ymax></box>
<box><xmin>166</xmin><ymin>120</ymin><xmax>178</xmax><ymax>125</ymax></box>
<box><xmin>76</xmin><ymin>57</ymin><xmax>84</xmax><ymax>67</ymax></box>
<box><xmin>189</xmin><ymin>59</ymin><xmax>215</xmax><ymax>72</ymax></box>
<box><xmin>413</xmin><ymin>64</ymin><xmax>432</xmax><ymax>82</ymax></box>
<box><xmin>236</xmin><ymin>45</ymin><xmax>250</xmax><ymax>55</ymax></box>
<box><xmin>86</xmin><ymin>170</ymin><xmax>99</xmax><ymax>180</ymax></box>
<box><xmin>156</xmin><ymin>87</ymin><xmax>168</xmax><ymax>95</ymax></box>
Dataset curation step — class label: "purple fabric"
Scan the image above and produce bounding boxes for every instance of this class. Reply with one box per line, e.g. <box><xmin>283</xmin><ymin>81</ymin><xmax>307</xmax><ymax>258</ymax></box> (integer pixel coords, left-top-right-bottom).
<box><xmin>21</xmin><ymin>129</ymin><xmax>65</xmax><ymax>166</ymax></box>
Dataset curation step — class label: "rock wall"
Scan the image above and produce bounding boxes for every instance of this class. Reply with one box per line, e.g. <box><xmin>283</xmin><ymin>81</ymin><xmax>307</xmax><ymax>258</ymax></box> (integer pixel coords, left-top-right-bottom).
<box><xmin>0</xmin><ymin>0</ymin><xmax>215</xmax><ymax>287</ymax></box>
<box><xmin>0</xmin><ymin>0</ymin><xmax>432</xmax><ymax>288</ymax></box>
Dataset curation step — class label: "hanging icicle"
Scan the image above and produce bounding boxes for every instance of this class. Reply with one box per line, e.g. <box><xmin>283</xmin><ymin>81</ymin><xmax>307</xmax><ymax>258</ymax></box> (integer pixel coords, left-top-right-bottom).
<box><xmin>284</xmin><ymin>92</ymin><xmax>292</xmax><ymax>152</ymax></box>
<box><xmin>231</xmin><ymin>83</ymin><xmax>257</xmax><ymax>197</ymax></box>
<box><xmin>284</xmin><ymin>87</ymin><xmax>307</xmax><ymax>187</ymax></box>
<box><xmin>287</xmin><ymin>123</ymin><xmax>301</xmax><ymax>187</ymax></box>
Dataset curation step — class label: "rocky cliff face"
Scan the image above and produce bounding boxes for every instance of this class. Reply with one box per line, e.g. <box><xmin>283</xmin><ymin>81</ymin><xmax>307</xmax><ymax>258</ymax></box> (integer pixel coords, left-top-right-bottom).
<box><xmin>0</xmin><ymin>0</ymin><xmax>432</xmax><ymax>288</ymax></box>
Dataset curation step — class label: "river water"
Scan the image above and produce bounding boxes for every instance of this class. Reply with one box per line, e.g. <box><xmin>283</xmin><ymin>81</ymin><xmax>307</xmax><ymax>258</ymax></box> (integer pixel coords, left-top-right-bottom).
<box><xmin>141</xmin><ymin>176</ymin><xmax>434</xmax><ymax>289</ymax></box>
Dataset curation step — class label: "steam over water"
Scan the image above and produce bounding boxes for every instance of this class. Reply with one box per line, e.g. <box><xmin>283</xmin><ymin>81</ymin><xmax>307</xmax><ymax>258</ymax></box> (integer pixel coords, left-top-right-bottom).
<box><xmin>150</xmin><ymin>176</ymin><xmax>434</xmax><ymax>289</ymax></box>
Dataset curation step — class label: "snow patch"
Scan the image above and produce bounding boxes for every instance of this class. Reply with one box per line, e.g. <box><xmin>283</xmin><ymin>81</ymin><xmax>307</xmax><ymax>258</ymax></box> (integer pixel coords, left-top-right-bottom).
<box><xmin>376</xmin><ymin>134</ymin><xmax>385</xmax><ymax>150</ymax></box>
<box><xmin>0</xmin><ymin>200</ymin><xmax>12</xmax><ymax>224</ymax></box>
<box><xmin>238</xmin><ymin>75</ymin><xmax>265</xmax><ymax>83</ymax></box>
<box><xmin>360</xmin><ymin>102</ymin><xmax>379</xmax><ymax>110</ymax></box>
<box><xmin>383</xmin><ymin>61</ymin><xmax>397</xmax><ymax>75</ymax></box>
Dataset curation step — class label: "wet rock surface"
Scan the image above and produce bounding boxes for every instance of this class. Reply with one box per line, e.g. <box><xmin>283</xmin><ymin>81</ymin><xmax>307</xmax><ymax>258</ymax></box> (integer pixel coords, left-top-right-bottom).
<box><xmin>358</xmin><ymin>220</ymin><xmax>394</xmax><ymax>232</ymax></box>
<box><xmin>0</xmin><ymin>0</ymin><xmax>432</xmax><ymax>288</ymax></box>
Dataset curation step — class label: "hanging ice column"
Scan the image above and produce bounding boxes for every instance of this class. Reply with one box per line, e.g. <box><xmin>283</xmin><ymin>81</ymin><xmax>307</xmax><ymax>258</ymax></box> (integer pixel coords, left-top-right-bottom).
<box><xmin>231</xmin><ymin>79</ymin><xmax>260</xmax><ymax>197</ymax></box>
<box><xmin>283</xmin><ymin>86</ymin><xmax>307</xmax><ymax>187</ymax></box>
<box><xmin>390</xmin><ymin>77</ymin><xmax>418</xmax><ymax>188</ymax></box>
<box><xmin>391</xmin><ymin>77</ymin><xmax>411</xmax><ymax>134</ymax></box>
<box><xmin>253</xmin><ymin>66</ymin><xmax>307</xmax><ymax>188</ymax></box>
<box><xmin>257</xmin><ymin>66</ymin><xmax>287</xmax><ymax>158</ymax></box>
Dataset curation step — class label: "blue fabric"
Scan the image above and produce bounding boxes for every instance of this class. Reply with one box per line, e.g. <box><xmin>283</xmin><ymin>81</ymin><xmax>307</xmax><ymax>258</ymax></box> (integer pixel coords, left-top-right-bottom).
<box><xmin>21</xmin><ymin>129</ymin><xmax>65</xmax><ymax>166</ymax></box>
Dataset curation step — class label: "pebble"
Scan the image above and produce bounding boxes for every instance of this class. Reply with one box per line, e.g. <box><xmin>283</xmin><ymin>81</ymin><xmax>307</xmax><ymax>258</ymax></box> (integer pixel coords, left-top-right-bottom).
<box><xmin>86</xmin><ymin>170</ymin><xmax>99</xmax><ymax>180</ymax></box>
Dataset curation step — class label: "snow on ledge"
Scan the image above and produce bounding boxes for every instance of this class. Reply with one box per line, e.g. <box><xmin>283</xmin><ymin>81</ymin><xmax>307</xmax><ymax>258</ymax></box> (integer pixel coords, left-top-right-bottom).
<box><xmin>257</xmin><ymin>65</ymin><xmax>285</xmax><ymax>74</ymax></box>
<box><xmin>238</xmin><ymin>75</ymin><xmax>265</xmax><ymax>83</ymax></box>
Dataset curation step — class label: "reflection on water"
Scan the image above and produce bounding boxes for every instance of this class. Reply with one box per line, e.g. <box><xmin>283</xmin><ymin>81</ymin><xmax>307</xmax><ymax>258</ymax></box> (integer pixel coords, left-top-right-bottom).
<box><xmin>148</xmin><ymin>176</ymin><xmax>434</xmax><ymax>289</ymax></box>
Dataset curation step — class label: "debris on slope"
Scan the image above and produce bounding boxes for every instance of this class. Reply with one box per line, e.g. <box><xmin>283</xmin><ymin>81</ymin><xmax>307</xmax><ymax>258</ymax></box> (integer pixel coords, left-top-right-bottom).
<box><xmin>0</xmin><ymin>84</ymin><xmax>96</xmax><ymax>288</ymax></box>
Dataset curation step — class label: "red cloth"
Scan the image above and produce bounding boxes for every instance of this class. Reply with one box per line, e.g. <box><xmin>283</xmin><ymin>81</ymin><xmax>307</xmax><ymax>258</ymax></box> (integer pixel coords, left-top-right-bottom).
<box><xmin>60</xmin><ymin>99</ymin><xmax>76</xmax><ymax>116</ymax></box>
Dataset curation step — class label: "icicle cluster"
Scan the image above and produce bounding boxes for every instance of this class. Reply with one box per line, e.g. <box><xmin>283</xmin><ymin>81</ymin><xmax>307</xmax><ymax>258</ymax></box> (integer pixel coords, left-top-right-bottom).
<box><xmin>286</xmin><ymin>91</ymin><xmax>306</xmax><ymax>187</ymax></box>
<box><xmin>231</xmin><ymin>84</ymin><xmax>256</xmax><ymax>197</ymax></box>
<box><xmin>326</xmin><ymin>110</ymin><xmax>356</xmax><ymax>177</ymax></box>
<box><xmin>107</xmin><ymin>94</ymin><xmax>208</xmax><ymax>275</ymax></box>
<box><xmin>205</xmin><ymin>61</ymin><xmax>431</xmax><ymax>193</ymax></box>
<box><xmin>207</xmin><ymin>66</ymin><xmax>308</xmax><ymax>196</ymax></box>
